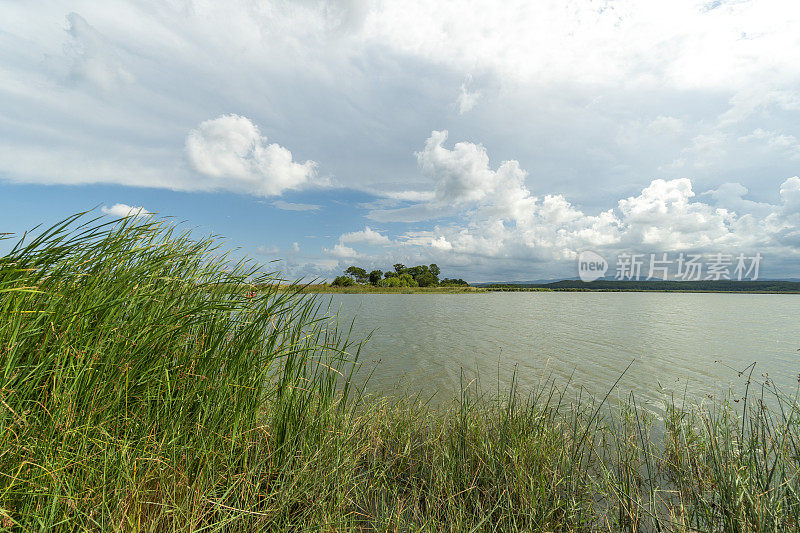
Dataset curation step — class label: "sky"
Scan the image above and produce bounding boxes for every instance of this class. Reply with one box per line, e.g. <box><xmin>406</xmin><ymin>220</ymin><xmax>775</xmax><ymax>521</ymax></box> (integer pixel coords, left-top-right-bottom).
<box><xmin>2</xmin><ymin>0</ymin><xmax>800</xmax><ymax>282</ymax></box>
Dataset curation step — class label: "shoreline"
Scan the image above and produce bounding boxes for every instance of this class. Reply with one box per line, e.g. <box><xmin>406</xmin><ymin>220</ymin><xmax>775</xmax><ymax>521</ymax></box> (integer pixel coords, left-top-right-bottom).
<box><xmin>279</xmin><ymin>284</ymin><xmax>487</xmax><ymax>294</ymax></box>
<box><xmin>286</xmin><ymin>284</ymin><xmax>800</xmax><ymax>294</ymax></box>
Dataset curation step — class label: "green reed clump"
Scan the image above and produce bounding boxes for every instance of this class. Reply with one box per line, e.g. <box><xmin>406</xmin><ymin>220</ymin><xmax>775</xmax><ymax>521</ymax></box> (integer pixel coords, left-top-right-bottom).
<box><xmin>1</xmin><ymin>213</ymin><xmax>799</xmax><ymax>531</ymax></box>
<box><xmin>0</xmin><ymin>213</ymin><xmax>360</xmax><ymax>530</ymax></box>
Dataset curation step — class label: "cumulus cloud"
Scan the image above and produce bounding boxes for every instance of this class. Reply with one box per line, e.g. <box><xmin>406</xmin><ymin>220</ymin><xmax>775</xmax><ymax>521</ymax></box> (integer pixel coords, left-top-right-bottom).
<box><xmin>403</xmin><ymin>175</ymin><xmax>800</xmax><ymax>278</ymax></box>
<box><xmin>702</xmin><ymin>182</ymin><xmax>774</xmax><ymax>217</ymax></box>
<box><xmin>186</xmin><ymin>114</ymin><xmax>320</xmax><ymax>197</ymax></box>
<box><xmin>339</xmin><ymin>226</ymin><xmax>390</xmax><ymax>246</ymax></box>
<box><xmin>321</xmin><ymin>227</ymin><xmax>390</xmax><ymax>262</ymax></box>
<box><xmin>323</xmin><ymin>243</ymin><xmax>360</xmax><ymax>258</ymax></box>
<box><xmin>101</xmin><ymin>203</ymin><xmax>152</xmax><ymax>218</ymax></box>
<box><xmin>369</xmin><ymin>130</ymin><xmax>537</xmax><ymax>224</ymax></box>
<box><xmin>430</xmin><ymin>235</ymin><xmax>453</xmax><ymax>251</ymax></box>
<box><xmin>416</xmin><ymin>130</ymin><xmax>524</xmax><ymax>206</ymax></box>
<box><xmin>780</xmin><ymin>177</ymin><xmax>800</xmax><ymax>212</ymax></box>
<box><xmin>363</xmin><ymin>131</ymin><xmax>800</xmax><ymax>279</ymax></box>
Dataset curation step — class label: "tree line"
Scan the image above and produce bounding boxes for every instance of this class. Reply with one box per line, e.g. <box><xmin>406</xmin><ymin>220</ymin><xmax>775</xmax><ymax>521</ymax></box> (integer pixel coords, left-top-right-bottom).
<box><xmin>332</xmin><ymin>263</ymin><xmax>469</xmax><ymax>288</ymax></box>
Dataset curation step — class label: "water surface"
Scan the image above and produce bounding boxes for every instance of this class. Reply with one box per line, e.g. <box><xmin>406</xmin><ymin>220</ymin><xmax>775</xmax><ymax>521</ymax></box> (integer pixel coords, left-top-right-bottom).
<box><xmin>326</xmin><ymin>292</ymin><xmax>800</xmax><ymax>410</ymax></box>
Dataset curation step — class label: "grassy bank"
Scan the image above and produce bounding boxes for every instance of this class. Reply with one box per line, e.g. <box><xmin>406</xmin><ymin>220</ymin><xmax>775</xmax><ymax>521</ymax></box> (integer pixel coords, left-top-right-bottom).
<box><xmin>2</xmin><ymin>214</ymin><xmax>799</xmax><ymax>531</ymax></box>
<box><xmin>280</xmin><ymin>284</ymin><xmax>486</xmax><ymax>294</ymax></box>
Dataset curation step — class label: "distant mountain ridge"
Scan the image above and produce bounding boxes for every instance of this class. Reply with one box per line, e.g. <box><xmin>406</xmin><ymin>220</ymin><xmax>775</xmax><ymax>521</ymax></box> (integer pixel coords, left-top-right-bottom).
<box><xmin>475</xmin><ymin>279</ymin><xmax>800</xmax><ymax>293</ymax></box>
<box><xmin>475</xmin><ymin>277</ymin><xmax>800</xmax><ymax>286</ymax></box>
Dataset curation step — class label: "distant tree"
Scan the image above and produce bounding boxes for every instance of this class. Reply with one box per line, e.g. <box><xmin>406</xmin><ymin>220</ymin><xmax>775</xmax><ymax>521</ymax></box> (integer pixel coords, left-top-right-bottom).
<box><xmin>378</xmin><ymin>276</ymin><xmax>401</xmax><ymax>287</ymax></box>
<box><xmin>345</xmin><ymin>266</ymin><xmax>368</xmax><ymax>283</ymax></box>
<box><xmin>393</xmin><ymin>263</ymin><xmax>406</xmax><ymax>274</ymax></box>
<box><xmin>429</xmin><ymin>264</ymin><xmax>440</xmax><ymax>277</ymax></box>
<box><xmin>384</xmin><ymin>271</ymin><xmax>397</xmax><ymax>278</ymax></box>
<box><xmin>332</xmin><ymin>275</ymin><xmax>355</xmax><ymax>287</ymax></box>
<box><xmin>397</xmin><ymin>273</ymin><xmax>418</xmax><ymax>287</ymax></box>
<box><xmin>406</xmin><ymin>265</ymin><xmax>428</xmax><ymax>279</ymax></box>
<box><xmin>369</xmin><ymin>270</ymin><xmax>383</xmax><ymax>285</ymax></box>
<box><xmin>416</xmin><ymin>271</ymin><xmax>438</xmax><ymax>287</ymax></box>
<box><xmin>441</xmin><ymin>278</ymin><xmax>469</xmax><ymax>286</ymax></box>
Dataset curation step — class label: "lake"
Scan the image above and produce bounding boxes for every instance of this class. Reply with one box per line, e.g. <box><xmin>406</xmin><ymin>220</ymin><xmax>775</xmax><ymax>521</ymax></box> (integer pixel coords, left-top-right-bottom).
<box><xmin>326</xmin><ymin>292</ymin><xmax>800</xmax><ymax>411</ymax></box>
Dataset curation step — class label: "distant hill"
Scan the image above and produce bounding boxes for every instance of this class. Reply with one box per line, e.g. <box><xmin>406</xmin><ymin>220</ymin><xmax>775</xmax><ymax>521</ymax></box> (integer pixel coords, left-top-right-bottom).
<box><xmin>482</xmin><ymin>279</ymin><xmax>800</xmax><ymax>293</ymax></box>
<box><xmin>474</xmin><ymin>278</ymin><xmax>579</xmax><ymax>286</ymax></box>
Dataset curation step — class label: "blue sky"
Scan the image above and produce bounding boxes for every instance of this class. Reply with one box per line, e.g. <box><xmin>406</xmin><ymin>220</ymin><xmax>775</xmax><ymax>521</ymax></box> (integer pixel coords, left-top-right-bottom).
<box><xmin>2</xmin><ymin>0</ymin><xmax>800</xmax><ymax>281</ymax></box>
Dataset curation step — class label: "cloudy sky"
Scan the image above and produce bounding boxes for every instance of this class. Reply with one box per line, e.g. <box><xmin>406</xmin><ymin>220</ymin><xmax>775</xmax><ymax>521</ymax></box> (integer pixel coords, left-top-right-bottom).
<box><xmin>2</xmin><ymin>0</ymin><xmax>800</xmax><ymax>281</ymax></box>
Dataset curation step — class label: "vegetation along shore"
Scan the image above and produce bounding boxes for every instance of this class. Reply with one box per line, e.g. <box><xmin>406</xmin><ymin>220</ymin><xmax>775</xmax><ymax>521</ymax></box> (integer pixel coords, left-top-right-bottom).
<box><xmin>289</xmin><ymin>264</ymin><xmax>800</xmax><ymax>294</ymax></box>
<box><xmin>2</xmin><ymin>214</ymin><xmax>799</xmax><ymax>530</ymax></box>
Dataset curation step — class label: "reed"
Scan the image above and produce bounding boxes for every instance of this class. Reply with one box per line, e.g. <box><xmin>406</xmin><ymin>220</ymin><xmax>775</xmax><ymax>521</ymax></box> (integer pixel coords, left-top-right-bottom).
<box><xmin>1</xmin><ymin>213</ymin><xmax>798</xmax><ymax>531</ymax></box>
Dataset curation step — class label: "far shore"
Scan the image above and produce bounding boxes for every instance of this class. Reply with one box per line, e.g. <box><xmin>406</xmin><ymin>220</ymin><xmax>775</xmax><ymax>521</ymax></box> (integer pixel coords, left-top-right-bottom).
<box><xmin>276</xmin><ymin>283</ymin><xmax>800</xmax><ymax>294</ymax></box>
<box><xmin>277</xmin><ymin>284</ymin><xmax>488</xmax><ymax>294</ymax></box>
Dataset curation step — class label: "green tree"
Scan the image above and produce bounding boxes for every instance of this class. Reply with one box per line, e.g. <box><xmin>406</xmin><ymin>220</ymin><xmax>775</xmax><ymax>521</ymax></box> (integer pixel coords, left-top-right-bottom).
<box><xmin>369</xmin><ymin>270</ymin><xmax>383</xmax><ymax>285</ymax></box>
<box><xmin>441</xmin><ymin>278</ymin><xmax>469</xmax><ymax>286</ymax></box>
<box><xmin>377</xmin><ymin>276</ymin><xmax>401</xmax><ymax>287</ymax></box>
<box><xmin>406</xmin><ymin>265</ymin><xmax>428</xmax><ymax>279</ymax></box>
<box><xmin>344</xmin><ymin>266</ymin><xmax>368</xmax><ymax>283</ymax></box>
<box><xmin>384</xmin><ymin>271</ymin><xmax>397</xmax><ymax>278</ymax></box>
<box><xmin>332</xmin><ymin>275</ymin><xmax>355</xmax><ymax>287</ymax></box>
<box><xmin>429</xmin><ymin>264</ymin><xmax>440</xmax><ymax>277</ymax></box>
<box><xmin>393</xmin><ymin>263</ymin><xmax>406</xmax><ymax>274</ymax></box>
<box><xmin>397</xmin><ymin>273</ymin><xmax>418</xmax><ymax>287</ymax></box>
<box><xmin>416</xmin><ymin>271</ymin><xmax>438</xmax><ymax>287</ymax></box>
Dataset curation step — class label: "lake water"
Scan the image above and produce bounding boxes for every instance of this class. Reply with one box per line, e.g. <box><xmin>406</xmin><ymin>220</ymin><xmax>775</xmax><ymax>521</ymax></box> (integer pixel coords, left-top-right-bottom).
<box><xmin>326</xmin><ymin>292</ymin><xmax>800</xmax><ymax>411</ymax></box>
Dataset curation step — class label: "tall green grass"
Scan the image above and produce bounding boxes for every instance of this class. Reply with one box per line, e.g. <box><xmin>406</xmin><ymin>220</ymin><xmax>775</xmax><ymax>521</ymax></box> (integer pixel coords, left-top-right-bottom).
<box><xmin>0</xmin><ymin>213</ymin><xmax>361</xmax><ymax>530</ymax></box>
<box><xmin>1</xmin><ymin>213</ymin><xmax>799</xmax><ymax>531</ymax></box>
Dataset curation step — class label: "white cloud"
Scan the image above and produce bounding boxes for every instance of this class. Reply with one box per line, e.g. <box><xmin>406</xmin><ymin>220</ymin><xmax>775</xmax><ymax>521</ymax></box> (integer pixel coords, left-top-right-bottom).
<box><xmin>381</xmin><ymin>190</ymin><xmax>436</xmax><ymax>202</ymax></box>
<box><xmin>323</xmin><ymin>243</ymin><xmax>360</xmax><ymax>258</ymax></box>
<box><xmin>256</xmin><ymin>245</ymin><xmax>280</xmax><ymax>256</ymax></box>
<box><xmin>456</xmin><ymin>77</ymin><xmax>480</xmax><ymax>114</ymax></box>
<box><xmin>186</xmin><ymin>114</ymin><xmax>320</xmax><ymax>197</ymax></box>
<box><xmin>363</xmin><ymin>131</ymin><xmax>800</xmax><ymax>278</ymax></box>
<box><xmin>683</xmin><ymin>132</ymin><xmax>728</xmax><ymax>167</ymax></box>
<box><xmin>314</xmin><ymin>227</ymin><xmax>393</xmax><ymax>270</ymax></box>
<box><xmin>780</xmin><ymin>176</ymin><xmax>800</xmax><ymax>212</ymax></box>
<box><xmin>367</xmin><ymin>1</ymin><xmax>800</xmax><ymax>90</ymax></box>
<box><xmin>718</xmin><ymin>88</ymin><xmax>800</xmax><ymax>126</ymax></box>
<box><xmin>393</xmin><ymin>174</ymin><xmax>800</xmax><ymax>278</ymax></box>
<box><xmin>64</xmin><ymin>12</ymin><xmax>134</xmax><ymax>91</ymax></box>
<box><xmin>702</xmin><ymin>182</ymin><xmax>774</xmax><ymax>217</ymax></box>
<box><xmin>339</xmin><ymin>226</ymin><xmax>390</xmax><ymax>246</ymax></box>
<box><xmin>738</xmin><ymin>129</ymin><xmax>800</xmax><ymax>156</ymax></box>
<box><xmin>272</xmin><ymin>200</ymin><xmax>321</xmax><ymax>211</ymax></box>
<box><xmin>101</xmin><ymin>203</ymin><xmax>152</xmax><ymax>219</ymax></box>
<box><xmin>430</xmin><ymin>235</ymin><xmax>453</xmax><ymax>251</ymax></box>
<box><xmin>2</xmin><ymin>2</ymin><xmax>799</xmax><ymax>205</ymax></box>
<box><xmin>648</xmin><ymin>115</ymin><xmax>684</xmax><ymax>136</ymax></box>
<box><xmin>416</xmin><ymin>130</ymin><xmax>524</xmax><ymax>206</ymax></box>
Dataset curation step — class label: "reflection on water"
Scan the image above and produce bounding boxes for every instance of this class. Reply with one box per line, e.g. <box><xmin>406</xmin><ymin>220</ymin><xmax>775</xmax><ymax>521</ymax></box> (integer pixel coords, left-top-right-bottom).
<box><xmin>325</xmin><ymin>292</ymin><xmax>800</xmax><ymax>411</ymax></box>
